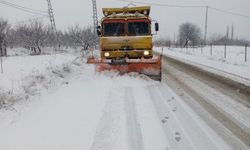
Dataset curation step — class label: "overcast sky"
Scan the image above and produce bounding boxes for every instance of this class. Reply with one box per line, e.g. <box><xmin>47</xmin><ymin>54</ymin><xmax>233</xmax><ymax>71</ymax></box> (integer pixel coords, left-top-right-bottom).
<box><xmin>1</xmin><ymin>0</ymin><xmax>250</xmax><ymax>40</ymax></box>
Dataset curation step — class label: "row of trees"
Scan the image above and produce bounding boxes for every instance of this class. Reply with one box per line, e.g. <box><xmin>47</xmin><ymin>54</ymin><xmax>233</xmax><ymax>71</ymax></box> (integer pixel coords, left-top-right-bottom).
<box><xmin>2</xmin><ymin>18</ymin><xmax>248</xmax><ymax>51</ymax></box>
<box><xmin>0</xmin><ymin>18</ymin><xmax>96</xmax><ymax>54</ymax></box>
<box><xmin>155</xmin><ymin>22</ymin><xmax>202</xmax><ymax>47</ymax></box>
<box><xmin>155</xmin><ymin>22</ymin><xmax>249</xmax><ymax>47</ymax></box>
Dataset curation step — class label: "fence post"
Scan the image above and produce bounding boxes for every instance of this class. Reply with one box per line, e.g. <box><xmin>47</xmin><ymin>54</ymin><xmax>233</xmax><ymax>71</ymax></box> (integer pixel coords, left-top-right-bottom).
<box><xmin>210</xmin><ymin>43</ymin><xmax>212</xmax><ymax>56</ymax></box>
<box><xmin>201</xmin><ymin>42</ymin><xmax>203</xmax><ymax>54</ymax></box>
<box><xmin>224</xmin><ymin>43</ymin><xmax>227</xmax><ymax>58</ymax></box>
<box><xmin>245</xmin><ymin>44</ymin><xmax>248</xmax><ymax>62</ymax></box>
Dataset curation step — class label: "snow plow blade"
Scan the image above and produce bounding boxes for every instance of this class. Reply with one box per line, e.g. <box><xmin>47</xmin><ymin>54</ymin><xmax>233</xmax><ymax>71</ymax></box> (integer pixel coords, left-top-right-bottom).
<box><xmin>87</xmin><ymin>56</ymin><xmax>162</xmax><ymax>81</ymax></box>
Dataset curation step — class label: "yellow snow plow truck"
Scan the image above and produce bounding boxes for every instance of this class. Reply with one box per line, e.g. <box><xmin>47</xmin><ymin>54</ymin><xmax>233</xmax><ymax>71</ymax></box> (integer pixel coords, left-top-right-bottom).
<box><xmin>88</xmin><ymin>6</ymin><xmax>162</xmax><ymax>81</ymax></box>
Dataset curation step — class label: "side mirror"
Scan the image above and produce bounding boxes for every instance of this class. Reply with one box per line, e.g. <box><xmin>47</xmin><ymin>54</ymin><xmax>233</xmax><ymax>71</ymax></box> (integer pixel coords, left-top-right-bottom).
<box><xmin>97</xmin><ymin>26</ymin><xmax>101</xmax><ymax>36</ymax></box>
<box><xmin>155</xmin><ymin>22</ymin><xmax>159</xmax><ymax>32</ymax></box>
<box><xmin>97</xmin><ymin>30</ymin><xmax>101</xmax><ymax>36</ymax></box>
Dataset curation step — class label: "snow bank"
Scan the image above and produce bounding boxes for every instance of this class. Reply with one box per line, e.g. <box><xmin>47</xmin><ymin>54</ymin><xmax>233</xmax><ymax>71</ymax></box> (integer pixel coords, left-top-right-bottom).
<box><xmin>6</xmin><ymin>47</ymin><xmax>81</xmax><ymax>56</ymax></box>
<box><xmin>0</xmin><ymin>51</ymin><xmax>81</xmax><ymax>109</ymax></box>
<box><xmin>0</xmin><ymin>54</ymin><xmax>74</xmax><ymax>89</ymax></box>
<box><xmin>155</xmin><ymin>46</ymin><xmax>250</xmax><ymax>83</ymax></box>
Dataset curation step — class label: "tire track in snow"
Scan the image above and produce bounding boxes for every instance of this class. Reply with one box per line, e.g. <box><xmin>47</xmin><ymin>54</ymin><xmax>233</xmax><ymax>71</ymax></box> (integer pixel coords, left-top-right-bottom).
<box><xmin>147</xmin><ymin>84</ymin><xmax>232</xmax><ymax>150</ymax></box>
<box><xmin>90</xmin><ymin>87</ymin><xmax>145</xmax><ymax>150</ymax></box>
<box><xmin>90</xmin><ymin>90</ymin><xmax>126</xmax><ymax>150</ymax></box>
<box><xmin>147</xmin><ymin>85</ymin><xmax>193</xmax><ymax>150</ymax></box>
<box><xmin>124</xmin><ymin>87</ymin><xmax>144</xmax><ymax>150</ymax></box>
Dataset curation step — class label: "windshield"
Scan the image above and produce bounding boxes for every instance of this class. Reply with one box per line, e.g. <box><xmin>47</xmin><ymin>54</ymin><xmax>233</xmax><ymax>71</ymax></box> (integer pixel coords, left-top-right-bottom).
<box><xmin>128</xmin><ymin>22</ymin><xmax>149</xmax><ymax>36</ymax></box>
<box><xmin>103</xmin><ymin>22</ymin><xmax>124</xmax><ymax>36</ymax></box>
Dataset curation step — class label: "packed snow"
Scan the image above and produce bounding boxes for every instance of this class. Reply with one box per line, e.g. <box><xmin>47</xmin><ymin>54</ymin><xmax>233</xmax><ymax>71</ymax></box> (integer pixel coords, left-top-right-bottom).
<box><xmin>0</xmin><ymin>49</ymin><xmax>234</xmax><ymax>150</ymax></box>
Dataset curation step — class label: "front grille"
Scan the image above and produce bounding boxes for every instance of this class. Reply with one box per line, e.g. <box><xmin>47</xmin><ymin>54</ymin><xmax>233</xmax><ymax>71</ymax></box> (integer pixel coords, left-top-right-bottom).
<box><xmin>120</xmin><ymin>46</ymin><xmax>133</xmax><ymax>50</ymax></box>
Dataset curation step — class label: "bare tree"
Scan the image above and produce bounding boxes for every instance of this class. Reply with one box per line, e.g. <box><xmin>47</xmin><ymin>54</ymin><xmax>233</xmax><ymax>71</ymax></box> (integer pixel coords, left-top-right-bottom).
<box><xmin>68</xmin><ymin>25</ymin><xmax>95</xmax><ymax>49</ymax></box>
<box><xmin>0</xmin><ymin>18</ymin><xmax>10</xmax><ymax>56</ymax></box>
<box><xmin>1</xmin><ymin>18</ymin><xmax>99</xmax><ymax>54</ymax></box>
<box><xmin>29</xmin><ymin>20</ymin><xmax>47</xmax><ymax>53</ymax></box>
<box><xmin>0</xmin><ymin>18</ymin><xmax>10</xmax><ymax>73</ymax></box>
<box><xmin>179</xmin><ymin>22</ymin><xmax>201</xmax><ymax>47</ymax></box>
<box><xmin>154</xmin><ymin>38</ymin><xmax>171</xmax><ymax>47</ymax></box>
<box><xmin>44</xmin><ymin>26</ymin><xmax>57</xmax><ymax>47</ymax></box>
<box><xmin>15</xmin><ymin>19</ymin><xmax>47</xmax><ymax>54</ymax></box>
<box><xmin>5</xmin><ymin>28</ymin><xmax>16</xmax><ymax>48</ymax></box>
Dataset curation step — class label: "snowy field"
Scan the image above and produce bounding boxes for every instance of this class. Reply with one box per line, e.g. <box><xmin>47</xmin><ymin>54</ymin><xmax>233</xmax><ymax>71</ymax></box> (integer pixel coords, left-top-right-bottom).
<box><xmin>0</xmin><ymin>53</ymin><xmax>76</xmax><ymax>90</ymax></box>
<box><xmin>0</xmin><ymin>48</ymin><xmax>235</xmax><ymax>150</ymax></box>
<box><xmin>0</xmin><ymin>48</ymin><xmax>81</xmax><ymax>109</ymax></box>
<box><xmin>155</xmin><ymin>46</ymin><xmax>250</xmax><ymax>84</ymax></box>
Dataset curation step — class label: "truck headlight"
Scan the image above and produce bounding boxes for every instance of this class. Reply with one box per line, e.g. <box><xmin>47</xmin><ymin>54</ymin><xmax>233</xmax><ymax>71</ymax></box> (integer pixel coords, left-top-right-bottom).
<box><xmin>144</xmin><ymin>50</ymin><xmax>150</xmax><ymax>56</ymax></box>
<box><xmin>104</xmin><ymin>52</ymin><xmax>110</xmax><ymax>57</ymax></box>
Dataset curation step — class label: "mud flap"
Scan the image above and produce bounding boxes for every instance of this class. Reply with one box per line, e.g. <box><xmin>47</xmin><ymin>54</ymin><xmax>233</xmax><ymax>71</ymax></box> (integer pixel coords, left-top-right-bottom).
<box><xmin>87</xmin><ymin>56</ymin><xmax>162</xmax><ymax>81</ymax></box>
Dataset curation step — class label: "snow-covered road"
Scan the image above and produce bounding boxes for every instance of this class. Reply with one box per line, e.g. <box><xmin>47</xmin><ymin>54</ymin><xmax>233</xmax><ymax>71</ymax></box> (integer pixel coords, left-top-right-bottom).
<box><xmin>162</xmin><ymin>55</ymin><xmax>250</xmax><ymax>150</ymax></box>
<box><xmin>0</xmin><ymin>59</ymin><xmax>234</xmax><ymax>150</ymax></box>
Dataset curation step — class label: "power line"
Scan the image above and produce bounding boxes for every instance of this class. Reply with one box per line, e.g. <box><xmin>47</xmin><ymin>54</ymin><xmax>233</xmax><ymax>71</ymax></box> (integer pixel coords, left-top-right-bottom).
<box><xmin>117</xmin><ymin>0</ymin><xmax>250</xmax><ymax>44</ymax></box>
<box><xmin>117</xmin><ymin>0</ymin><xmax>205</xmax><ymax>8</ymax></box>
<box><xmin>0</xmin><ymin>0</ymin><xmax>47</xmax><ymax>13</ymax></box>
<box><xmin>209</xmin><ymin>7</ymin><xmax>250</xmax><ymax>19</ymax></box>
<box><xmin>0</xmin><ymin>0</ymin><xmax>48</xmax><ymax>17</ymax></box>
<box><xmin>118</xmin><ymin>0</ymin><xmax>250</xmax><ymax>19</ymax></box>
<box><xmin>0</xmin><ymin>2</ymin><xmax>48</xmax><ymax>16</ymax></box>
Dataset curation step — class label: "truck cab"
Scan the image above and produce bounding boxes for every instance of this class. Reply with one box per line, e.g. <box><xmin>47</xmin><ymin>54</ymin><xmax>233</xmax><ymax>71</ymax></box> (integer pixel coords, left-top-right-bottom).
<box><xmin>97</xmin><ymin>6</ymin><xmax>158</xmax><ymax>59</ymax></box>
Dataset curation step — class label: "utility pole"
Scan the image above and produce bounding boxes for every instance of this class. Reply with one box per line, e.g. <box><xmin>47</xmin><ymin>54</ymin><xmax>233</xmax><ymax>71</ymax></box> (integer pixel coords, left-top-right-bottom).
<box><xmin>231</xmin><ymin>24</ymin><xmax>234</xmax><ymax>40</ymax></box>
<box><xmin>204</xmin><ymin>6</ymin><xmax>208</xmax><ymax>44</ymax></box>
<box><xmin>46</xmin><ymin>0</ymin><xmax>59</xmax><ymax>49</ymax></box>
<box><xmin>47</xmin><ymin>0</ymin><xmax>57</xmax><ymax>33</ymax></box>
<box><xmin>92</xmin><ymin>0</ymin><xmax>98</xmax><ymax>35</ymax></box>
<box><xmin>92</xmin><ymin>0</ymin><xmax>98</xmax><ymax>48</ymax></box>
<box><xmin>226</xmin><ymin>26</ymin><xmax>229</xmax><ymax>39</ymax></box>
